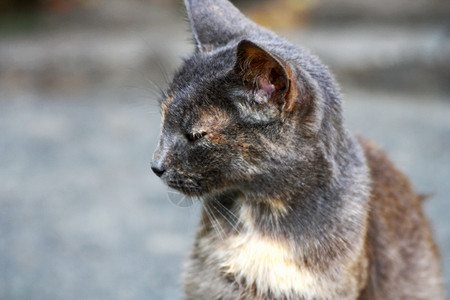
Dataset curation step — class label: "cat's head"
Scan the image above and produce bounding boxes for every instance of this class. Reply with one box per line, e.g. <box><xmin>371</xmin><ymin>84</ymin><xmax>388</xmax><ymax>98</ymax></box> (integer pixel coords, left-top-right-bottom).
<box><xmin>151</xmin><ymin>0</ymin><xmax>342</xmax><ymax>198</ymax></box>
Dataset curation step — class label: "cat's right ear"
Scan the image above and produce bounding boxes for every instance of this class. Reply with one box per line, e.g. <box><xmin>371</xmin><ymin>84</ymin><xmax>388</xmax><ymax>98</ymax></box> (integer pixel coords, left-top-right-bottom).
<box><xmin>234</xmin><ymin>40</ymin><xmax>298</xmax><ymax>113</ymax></box>
<box><xmin>184</xmin><ymin>0</ymin><xmax>258</xmax><ymax>52</ymax></box>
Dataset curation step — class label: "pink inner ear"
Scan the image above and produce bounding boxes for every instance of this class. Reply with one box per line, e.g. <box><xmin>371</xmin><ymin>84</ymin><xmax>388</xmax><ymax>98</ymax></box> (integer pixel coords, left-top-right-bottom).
<box><xmin>254</xmin><ymin>75</ymin><xmax>276</xmax><ymax>103</ymax></box>
<box><xmin>258</xmin><ymin>76</ymin><xmax>276</xmax><ymax>96</ymax></box>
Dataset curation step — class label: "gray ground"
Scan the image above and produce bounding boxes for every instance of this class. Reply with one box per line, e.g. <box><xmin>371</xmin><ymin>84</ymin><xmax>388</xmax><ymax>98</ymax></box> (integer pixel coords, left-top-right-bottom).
<box><xmin>0</xmin><ymin>1</ymin><xmax>449</xmax><ymax>299</ymax></box>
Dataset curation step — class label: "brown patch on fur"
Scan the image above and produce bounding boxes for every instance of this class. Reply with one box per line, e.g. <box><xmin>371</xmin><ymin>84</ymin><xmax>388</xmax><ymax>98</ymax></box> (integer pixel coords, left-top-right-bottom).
<box><xmin>238</xmin><ymin>142</ymin><xmax>259</xmax><ymax>159</ymax></box>
<box><xmin>194</xmin><ymin>108</ymin><xmax>231</xmax><ymax>143</ymax></box>
<box><xmin>268</xmin><ymin>199</ymin><xmax>288</xmax><ymax>215</ymax></box>
<box><xmin>358</xmin><ymin>138</ymin><xmax>444</xmax><ymax>299</ymax></box>
<box><xmin>208</xmin><ymin>132</ymin><xmax>228</xmax><ymax>144</ymax></box>
<box><xmin>161</xmin><ymin>96</ymin><xmax>173</xmax><ymax>123</ymax></box>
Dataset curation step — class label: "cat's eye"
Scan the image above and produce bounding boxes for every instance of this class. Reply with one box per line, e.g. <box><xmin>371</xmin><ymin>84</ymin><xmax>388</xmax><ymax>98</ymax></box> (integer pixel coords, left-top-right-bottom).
<box><xmin>185</xmin><ymin>131</ymin><xmax>207</xmax><ymax>142</ymax></box>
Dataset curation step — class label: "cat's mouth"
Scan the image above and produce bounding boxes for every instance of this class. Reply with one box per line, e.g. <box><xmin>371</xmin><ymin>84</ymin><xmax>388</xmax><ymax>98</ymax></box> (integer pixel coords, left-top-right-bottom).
<box><xmin>165</xmin><ymin>177</ymin><xmax>207</xmax><ymax>197</ymax></box>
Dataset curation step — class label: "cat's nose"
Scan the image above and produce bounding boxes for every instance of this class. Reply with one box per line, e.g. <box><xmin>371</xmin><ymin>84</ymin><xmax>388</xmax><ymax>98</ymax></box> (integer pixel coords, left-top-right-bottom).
<box><xmin>152</xmin><ymin>140</ymin><xmax>169</xmax><ymax>178</ymax></box>
<box><xmin>151</xmin><ymin>165</ymin><xmax>166</xmax><ymax>177</ymax></box>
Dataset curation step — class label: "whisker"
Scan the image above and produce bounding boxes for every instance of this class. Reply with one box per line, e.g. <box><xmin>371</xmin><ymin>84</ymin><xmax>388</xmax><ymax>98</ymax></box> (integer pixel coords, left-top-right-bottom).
<box><xmin>210</xmin><ymin>198</ymin><xmax>240</xmax><ymax>234</ymax></box>
<box><xmin>207</xmin><ymin>200</ymin><xmax>228</xmax><ymax>239</ymax></box>
<box><xmin>197</xmin><ymin>200</ymin><xmax>208</xmax><ymax>233</ymax></box>
<box><xmin>208</xmin><ymin>201</ymin><xmax>225</xmax><ymax>240</ymax></box>
<box><xmin>154</xmin><ymin>59</ymin><xmax>172</xmax><ymax>86</ymax></box>
<box><xmin>204</xmin><ymin>200</ymin><xmax>225</xmax><ymax>240</ymax></box>
<box><xmin>202</xmin><ymin>200</ymin><xmax>221</xmax><ymax>239</ymax></box>
<box><xmin>146</xmin><ymin>78</ymin><xmax>167</xmax><ymax>102</ymax></box>
<box><xmin>124</xmin><ymin>83</ymin><xmax>162</xmax><ymax>99</ymax></box>
<box><xmin>213</xmin><ymin>197</ymin><xmax>239</xmax><ymax>221</ymax></box>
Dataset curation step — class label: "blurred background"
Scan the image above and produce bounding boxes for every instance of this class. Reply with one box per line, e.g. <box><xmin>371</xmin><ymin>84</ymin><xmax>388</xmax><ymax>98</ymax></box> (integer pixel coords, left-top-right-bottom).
<box><xmin>0</xmin><ymin>0</ymin><xmax>449</xmax><ymax>298</ymax></box>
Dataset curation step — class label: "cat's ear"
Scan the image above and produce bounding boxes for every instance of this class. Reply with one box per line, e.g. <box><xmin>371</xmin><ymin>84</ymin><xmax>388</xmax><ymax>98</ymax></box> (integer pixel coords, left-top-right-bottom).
<box><xmin>184</xmin><ymin>0</ymin><xmax>259</xmax><ymax>52</ymax></box>
<box><xmin>235</xmin><ymin>40</ymin><xmax>297</xmax><ymax>112</ymax></box>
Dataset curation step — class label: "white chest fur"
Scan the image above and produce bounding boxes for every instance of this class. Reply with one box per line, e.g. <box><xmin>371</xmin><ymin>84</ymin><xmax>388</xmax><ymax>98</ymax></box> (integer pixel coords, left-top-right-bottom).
<box><xmin>214</xmin><ymin>232</ymin><xmax>323</xmax><ymax>299</ymax></box>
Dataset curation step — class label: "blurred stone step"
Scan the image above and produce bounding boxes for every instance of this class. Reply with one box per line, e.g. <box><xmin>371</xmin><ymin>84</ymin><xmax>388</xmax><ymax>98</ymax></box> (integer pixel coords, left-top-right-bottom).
<box><xmin>0</xmin><ymin>3</ymin><xmax>448</xmax><ymax>95</ymax></box>
<box><xmin>0</xmin><ymin>3</ymin><xmax>191</xmax><ymax>93</ymax></box>
<box><xmin>310</xmin><ymin>0</ymin><xmax>449</xmax><ymax>26</ymax></box>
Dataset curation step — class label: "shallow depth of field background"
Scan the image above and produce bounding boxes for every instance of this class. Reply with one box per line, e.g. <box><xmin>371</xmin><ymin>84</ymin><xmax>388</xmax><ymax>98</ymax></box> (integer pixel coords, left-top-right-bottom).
<box><xmin>0</xmin><ymin>0</ymin><xmax>449</xmax><ymax>298</ymax></box>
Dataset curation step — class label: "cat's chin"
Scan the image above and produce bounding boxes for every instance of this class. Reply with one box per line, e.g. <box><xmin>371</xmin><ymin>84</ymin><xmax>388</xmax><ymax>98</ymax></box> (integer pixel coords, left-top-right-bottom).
<box><xmin>166</xmin><ymin>181</ymin><xmax>208</xmax><ymax>197</ymax></box>
<box><xmin>166</xmin><ymin>181</ymin><xmax>230</xmax><ymax>199</ymax></box>
<box><xmin>163</xmin><ymin>172</ymin><xmax>234</xmax><ymax>198</ymax></box>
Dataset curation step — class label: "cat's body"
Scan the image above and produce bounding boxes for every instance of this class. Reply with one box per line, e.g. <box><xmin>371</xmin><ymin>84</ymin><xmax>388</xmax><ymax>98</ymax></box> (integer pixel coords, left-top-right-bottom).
<box><xmin>151</xmin><ymin>0</ymin><xmax>444</xmax><ymax>299</ymax></box>
<box><xmin>183</xmin><ymin>139</ymin><xmax>443</xmax><ymax>299</ymax></box>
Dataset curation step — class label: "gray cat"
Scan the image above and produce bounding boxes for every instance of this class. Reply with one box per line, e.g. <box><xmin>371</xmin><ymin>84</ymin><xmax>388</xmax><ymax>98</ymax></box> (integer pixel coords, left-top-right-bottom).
<box><xmin>151</xmin><ymin>0</ymin><xmax>444</xmax><ymax>299</ymax></box>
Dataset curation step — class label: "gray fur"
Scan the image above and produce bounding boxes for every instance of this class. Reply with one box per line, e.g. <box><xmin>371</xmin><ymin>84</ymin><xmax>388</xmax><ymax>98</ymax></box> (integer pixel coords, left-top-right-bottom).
<box><xmin>151</xmin><ymin>0</ymin><xmax>444</xmax><ymax>299</ymax></box>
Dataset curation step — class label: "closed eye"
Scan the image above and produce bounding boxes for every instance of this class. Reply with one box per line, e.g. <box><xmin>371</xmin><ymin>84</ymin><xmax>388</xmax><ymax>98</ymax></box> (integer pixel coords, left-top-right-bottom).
<box><xmin>185</xmin><ymin>131</ymin><xmax>207</xmax><ymax>142</ymax></box>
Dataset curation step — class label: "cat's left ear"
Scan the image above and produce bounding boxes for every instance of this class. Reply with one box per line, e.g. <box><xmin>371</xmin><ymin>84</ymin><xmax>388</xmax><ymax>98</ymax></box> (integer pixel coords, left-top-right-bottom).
<box><xmin>235</xmin><ymin>40</ymin><xmax>297</xmax><ymax>112</ymax></box>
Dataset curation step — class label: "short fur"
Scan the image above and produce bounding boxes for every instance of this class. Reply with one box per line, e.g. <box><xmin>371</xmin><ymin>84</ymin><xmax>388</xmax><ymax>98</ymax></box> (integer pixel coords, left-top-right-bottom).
<box><xmin>151</xmin><ymin>0</ymin><xmax>444</xmax><ymax>299</ymax></box>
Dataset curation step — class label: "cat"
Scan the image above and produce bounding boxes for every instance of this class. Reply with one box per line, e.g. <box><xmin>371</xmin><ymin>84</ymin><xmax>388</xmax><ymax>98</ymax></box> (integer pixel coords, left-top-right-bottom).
<box><xmin>151</xmin><ymin>0</ymin><xmax>444</xmax><ymax>299</ymax></box>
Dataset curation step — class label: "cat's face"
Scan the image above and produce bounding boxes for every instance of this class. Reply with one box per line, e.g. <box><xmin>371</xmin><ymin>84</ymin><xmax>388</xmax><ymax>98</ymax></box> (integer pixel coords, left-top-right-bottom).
<box><xmin>152</xmin><ymin>42</ymin><xmax>320</xmax><ymax>197</ymax></box>
<box><xmin>152</xmin><ymin>49</ymin><xmax>273</xmax><ymax>196</ymax></box>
